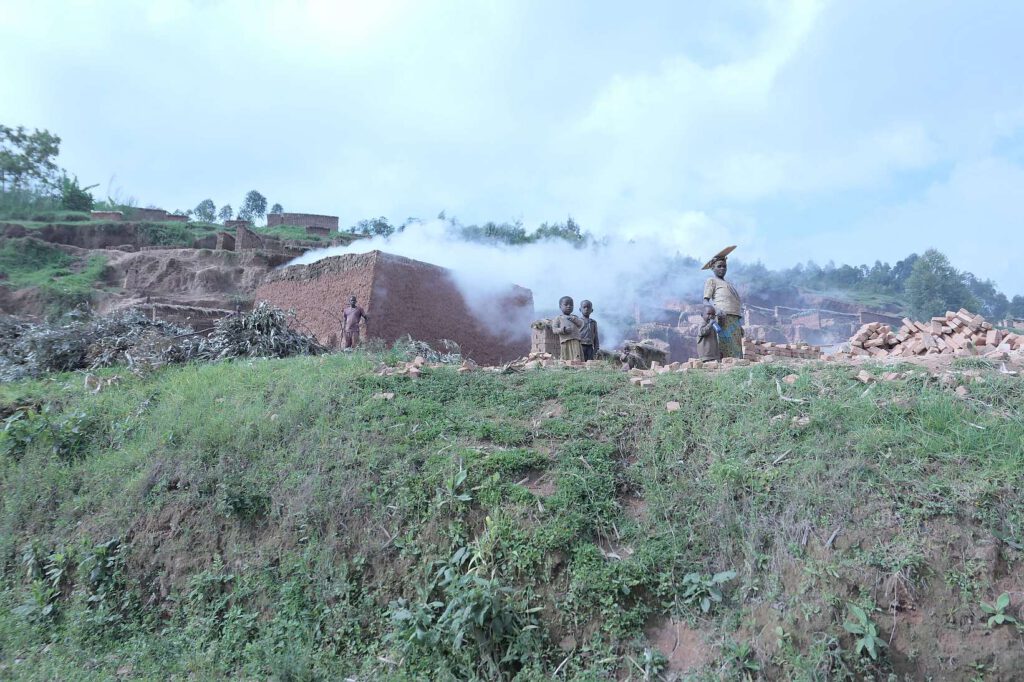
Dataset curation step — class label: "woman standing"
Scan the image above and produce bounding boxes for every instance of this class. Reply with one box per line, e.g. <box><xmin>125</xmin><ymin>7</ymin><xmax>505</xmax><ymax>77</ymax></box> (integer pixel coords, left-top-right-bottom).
<box><xmin>702</xmin><ymin>246</ymin><xmax>744</xmax><ymax>358</ymax></box>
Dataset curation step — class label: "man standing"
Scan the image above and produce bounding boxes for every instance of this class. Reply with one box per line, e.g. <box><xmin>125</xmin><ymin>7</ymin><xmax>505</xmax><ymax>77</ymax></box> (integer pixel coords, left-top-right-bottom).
<box><xmin>342</xmin><ymin>295</ymin><xmax>368</xmax><ymax>349</ymax></box>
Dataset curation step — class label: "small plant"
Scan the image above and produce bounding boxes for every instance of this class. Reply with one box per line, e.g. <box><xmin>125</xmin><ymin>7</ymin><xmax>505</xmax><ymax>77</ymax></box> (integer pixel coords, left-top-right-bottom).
<box><xmin>681</xmin><ymin>569</ymin><xmax>737</xmax><ymax>613</ymax></box>
<box><xmin>14</xmin><ymin>545</ymin><xmax>75</xmax><ymax>622</ymax></box>
<box><xmin>435</xmin><ymin>460</ymin><xmax>473</xmax><ymax>511</ymax></box>
<box><xmin>979</xmin><ymin>592</ymin><xmax>1018</xmax><ymax>628</ymax></box>
<box><xmin>843</xmin><ymin>603</ymin><xmax>887</xmax><ymax>660</ymax></box>
<box><xmin>723</xmin><ymin>640</ymin><xmax>761</xmax><ymax>680</ymax></box>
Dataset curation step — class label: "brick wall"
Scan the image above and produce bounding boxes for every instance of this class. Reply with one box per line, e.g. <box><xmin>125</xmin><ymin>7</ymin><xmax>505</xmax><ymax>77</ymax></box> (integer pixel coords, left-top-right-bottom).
<box><xmin>859</xmin><ymin>310</ymin><xmax>904</xmax><ymax>327</ymax></box>
<box><xmin>235</xmin><ymin>224</ymin><xmax>264</xmax><ymax>251</ymax></box>
<box><xmin>254</xmin><ymin>251</ymin><xmax>533</xmax><ymax>365</ymax></box>
<box><xmin>90</xmin><ymin>211</ymin><xmax>124</xmax><ymax>221</ymax></box>
<box><xmin>133</xmin><ymin>208</ymin><xmax>172</xmax><ymax>221</ymax></box>
<box><xmin>267</xmin><ymin>213</ymin><xmax>339</xmax><ymax>231</ymax></box>
<box><xmin>216</xmin><ymin>232</ymin><xmax>235</xmax><ymax>251</ymax></box>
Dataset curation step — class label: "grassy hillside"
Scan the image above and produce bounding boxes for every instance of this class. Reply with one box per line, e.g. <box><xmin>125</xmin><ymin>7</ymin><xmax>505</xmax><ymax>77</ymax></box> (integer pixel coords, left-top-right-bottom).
<box><xmin>0</xmin><ymin>238</ymin><xmax>107</xmax><ymax>312</ymax></box>
<box><xmin>0</xmin><ymin>353</ymin><xmax>1022</xmax><ymax>680</ymax></box>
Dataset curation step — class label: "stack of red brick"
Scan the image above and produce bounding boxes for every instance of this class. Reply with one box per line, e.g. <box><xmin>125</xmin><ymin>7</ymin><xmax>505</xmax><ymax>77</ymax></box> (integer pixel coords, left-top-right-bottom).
<box><xmin>743</xmin><ymin>339</ymin><xmax>822</xmax><ymax>360</ymax></box>
<box><xmin>849</xmin><ymin>309</ymin><xmax>1022</xmax><ymax>358</ymax></box>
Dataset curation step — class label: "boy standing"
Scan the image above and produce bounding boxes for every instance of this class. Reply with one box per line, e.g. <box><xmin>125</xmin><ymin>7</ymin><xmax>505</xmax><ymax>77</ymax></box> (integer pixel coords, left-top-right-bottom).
<box><xmin>697</xmin><ymin>305</ymin><xmax>721</xmax><ymax>361</ymax></box>
<box><xmin>551</xmin><ymin>295</ymin><xmax>584</xmax><ymax>362</ymax></box>
<box><xmin>579</xmin><ymin>300</ymin><xmax>600</xmax><ymax>361</ymax></box>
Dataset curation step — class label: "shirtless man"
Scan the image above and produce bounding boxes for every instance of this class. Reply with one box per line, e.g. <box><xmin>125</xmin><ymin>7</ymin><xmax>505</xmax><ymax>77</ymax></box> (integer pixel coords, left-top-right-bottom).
<box><xmin>342</xmin><ymin>295</ymin><xmax>368</xmax><ymax>348</ymax></box>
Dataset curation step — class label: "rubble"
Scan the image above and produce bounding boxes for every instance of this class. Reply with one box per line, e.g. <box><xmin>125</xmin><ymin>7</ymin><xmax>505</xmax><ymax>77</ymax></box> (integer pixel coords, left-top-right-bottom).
<box><xmin>845</xmin><ymin>309</ymin><xmax>1023</xmax><ymax>359</ymax></box>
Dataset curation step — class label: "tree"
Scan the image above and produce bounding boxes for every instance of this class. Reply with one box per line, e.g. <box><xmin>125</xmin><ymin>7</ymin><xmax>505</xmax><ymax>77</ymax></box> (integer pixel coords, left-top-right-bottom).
<box><xmin>349</xmin><ymin>216</ymin><xmax>394</xmax><ymax>237</ymax></box>
<box><xmin>890</xmin><ymin>254</ymin><xmax>919</xmax><ymax>291</ymax></box>
<box><xmin>269</xmin><ymin>203</ymin><xmax>283</xmax><ymax>215</ymax></box>
<box><xmin>1010</xmin><ymin>295</ymin><xmax>1024</xmax><ymax>319</ymax></box>
<box><xmin>59</xmin><ymin>174</ymin><xmax>96</xmax><ymax>211</ymax></box>
<box><xmin>217</xmin><ymin>204</ymin><xmax>233</xmax><ymax>223</ymax></box>
<box><xmin>964</xmin><ymin>274</ymin><xmax>1009</xmax><ymax>320</ymax></box>
<box><xmin>239</xmin><ymin>190</ymin><xmax>267</xmax><ymax>224</ymax></box>
<box><xmin>194</xmin><ymin>199</ymin><xmax>217</xmax><ymax>223</ymax></box>
<box><xmin>0</xmin><ymin>125</ymin><xmax>61</xmax><ymax>191</ymax></box>
<box><xmin>905</xmin><ymin>249</ymin><xmax>978</xmax><ymax>319</ymax></box>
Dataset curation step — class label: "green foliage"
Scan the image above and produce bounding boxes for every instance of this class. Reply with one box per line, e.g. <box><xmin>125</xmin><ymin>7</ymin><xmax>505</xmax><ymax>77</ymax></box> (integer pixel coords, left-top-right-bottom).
<box><xmin>387</xmin><ymin>545</ymin><xmax>542</xmax><ymax>680</ymax></box>
<box><xmin>681</xmin><ymin>569</ymin><xmax>737</xmax><ymax>613</ymax></box>
<box><xmin>0</xmin><ymin>125</ymin><xmax>61</xmax><ymax>191</ymax></box>
<box><xmin>0</xmin><ymin>355</ymin><xmax>1022</xmax><ymax>678</ymax></box>
<box><xmin>239</xmin><ymin>190</ymin><xmax>267</xmax><ymax>224</ymax></box>
<box><xmin>723</xmin><ymin>640</ymin><xmax>761</xmax><ymax>679</ymax></box>
<box><xmin>906</xmin><ymin>249</ymin><xmax>979</xmax><ymax>319</ymax></box>
<box><xmin>58</xmin><ymin>174</ymin><xmax>95</xmax><ymax>211</ymax></box>
<box><xmin>256</xmin><ymin>223</ymin><xmax>333</xmax><ymax>243</ymax></box>
<box><xmin>843</xmin><ymin>603</ymin><xmax>887</xmax><ymax>660</ymax></box>
<box><xmin>979</xmin><ymin>592</ymin><xmax>1018</xmax><ymax>628</ymax></box>
<box><xmin>217</xmin><ymin>203</ymin><xmax>233</xmax><ymax>223</ymax></box>
<box><xmin>1010</xmin><ymin>295</ymin><xmax>1024</xmax><ymax>318</ymax></box>
<box><xmin>194</xmin><ymin>198</ymin><xmax>217</xmax><ymax>223</ymax></box>
<box><xmin>269</xmin><ymin>202</ymin><xmax>283</xmax><ymax>215</ymax></box>
<box><xmin>348</xmin><ymin>215</ymin><xmax>394</xmax><ymax>236</ymax></box>
<box><xmin>0</xmin><ymin>237</ymin><xmax>107</xmax><ymax>311</ymax></box>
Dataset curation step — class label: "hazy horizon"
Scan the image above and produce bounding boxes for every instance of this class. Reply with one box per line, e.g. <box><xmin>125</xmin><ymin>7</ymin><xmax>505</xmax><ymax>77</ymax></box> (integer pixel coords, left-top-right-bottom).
<box><xmin>3</xmin><ymin>0</ymin><xmax>1023</xmax><ymax>295</ymax></box>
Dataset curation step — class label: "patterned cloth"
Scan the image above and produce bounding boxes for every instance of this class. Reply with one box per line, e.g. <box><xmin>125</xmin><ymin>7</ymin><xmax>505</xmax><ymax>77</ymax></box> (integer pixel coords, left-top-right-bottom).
<box><xmin>717</xmin><ymin>314</ymin><xmax>744</xmax><ymax>358</ymax></box>
<box><xmin>560</xmin><ymin>339</ymin><xmax>583</xmax><ymax>362</ymax></box>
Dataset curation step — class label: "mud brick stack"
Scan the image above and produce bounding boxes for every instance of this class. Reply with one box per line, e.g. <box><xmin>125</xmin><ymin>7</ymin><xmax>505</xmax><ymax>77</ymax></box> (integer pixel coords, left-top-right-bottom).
<box><xmin>848</xmin><ymin>309</ymin><xmax>1023</xmax><ymax>358</ymax></box>
<box><xmin>743</xmin><ymin>339</ymin><xmax>822</xmax><ymax>360</ymax></box>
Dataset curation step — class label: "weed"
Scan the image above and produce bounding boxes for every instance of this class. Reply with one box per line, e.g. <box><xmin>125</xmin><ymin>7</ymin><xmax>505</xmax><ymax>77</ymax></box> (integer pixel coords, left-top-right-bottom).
<box><xmin>842</xmin><ymin>603</ymin><xmax>887</xmax><ymax>661</ymax></box>
<box><xmin>681</xmin><ymin>570</ymin><xmax>737</xmax><ymax>614</ymax></box>
<box><xmin>387</xmin><ymin>545</ymin><xmax>543</xmax><ymax>680</ymax></box>
<box><xmin>723</xmin><ymin>639</ymin><xmax>761</xmax><ymax>680</ymax></box>
<box><xmin>435</xmin><ymin>459</ymin><xmax>473</xmax><ymax>512</ymax></box>
<box><xmin>979</xmin><ymin>592</ymin><xmax>1019</xmax><ymax>629</ymax></box>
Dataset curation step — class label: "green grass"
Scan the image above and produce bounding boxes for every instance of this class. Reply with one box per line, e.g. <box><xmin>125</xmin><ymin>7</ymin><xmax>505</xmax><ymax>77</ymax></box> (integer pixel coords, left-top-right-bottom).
<box><xmin>0</xmin><ymin>355</ymin><xmax>1021</xmax><ymax>679</ymax></box>
<box><xmin>256</xmin><ymin>223</ymin><xmax>328</xmax><ymax>242</ymax></box>
<box><xmin>0</xmin><ymin>238</ymin><xmax>107</xmax><ymax>311</ymax></box>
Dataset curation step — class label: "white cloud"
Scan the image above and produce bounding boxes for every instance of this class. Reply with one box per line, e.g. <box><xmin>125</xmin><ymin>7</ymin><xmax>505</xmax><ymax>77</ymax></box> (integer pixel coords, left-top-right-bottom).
<box><xmin>788</xmin><ymin>157</ymin><xmax>1024</xmax><ymax>295</ymax></box>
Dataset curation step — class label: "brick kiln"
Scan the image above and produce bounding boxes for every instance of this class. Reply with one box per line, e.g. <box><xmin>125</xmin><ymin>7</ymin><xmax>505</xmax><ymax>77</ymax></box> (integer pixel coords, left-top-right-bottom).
<box><xmin>255</xmin><ymin>251</ymin><xmax>534</xmax><ymax>365</ymax></box>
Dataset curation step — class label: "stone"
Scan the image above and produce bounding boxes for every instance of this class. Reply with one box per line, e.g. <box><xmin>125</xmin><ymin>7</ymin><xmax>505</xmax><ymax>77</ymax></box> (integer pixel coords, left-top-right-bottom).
<box><xmin>666</xmin><ymin>401</ymin><xmax>681</xmax><ymax>412</ymax></box>
<box><xmin>782</xmin><ymin>374</ymin><xmax>799</xmax><ymax>384</ymax></box>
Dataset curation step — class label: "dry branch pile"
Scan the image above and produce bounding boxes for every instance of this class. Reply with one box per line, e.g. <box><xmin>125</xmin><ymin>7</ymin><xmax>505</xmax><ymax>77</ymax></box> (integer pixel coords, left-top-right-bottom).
<box><xmin>0</xmin><ymin>303</ymin><xmax>325</xmax><ymax>380</ymax></box>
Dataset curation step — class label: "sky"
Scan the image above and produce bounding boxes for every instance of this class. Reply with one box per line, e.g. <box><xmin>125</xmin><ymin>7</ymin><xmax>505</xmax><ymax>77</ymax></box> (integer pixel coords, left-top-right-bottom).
<box><xmin>2</xmin><ymin>0</ymin><xmax>1023</xmax><ymax>296</ymax></box>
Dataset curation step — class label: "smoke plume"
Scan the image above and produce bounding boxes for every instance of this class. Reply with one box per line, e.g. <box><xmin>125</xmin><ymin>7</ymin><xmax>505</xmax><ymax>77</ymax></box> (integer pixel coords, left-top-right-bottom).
<box><xmin>288</xmin><ymin>220</ymin><xmax>710</xmax><ymax>348</ymax></box>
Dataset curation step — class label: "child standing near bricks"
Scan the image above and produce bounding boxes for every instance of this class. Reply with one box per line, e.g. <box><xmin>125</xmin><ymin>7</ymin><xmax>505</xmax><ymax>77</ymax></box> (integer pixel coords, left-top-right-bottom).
<box><xmin>579</xmin><ymin>300</ymin><xmax>600</xmax><ymax>361</ymax></box>
<box><xmin>697</xmin><ymin>305</ymin><xmax>721</xmax><ymax>361</ymax></box>
<box><xmin>551</xmin><ymin>295</ymin><xmax>584</xmax><ymax>362</ymax></box>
